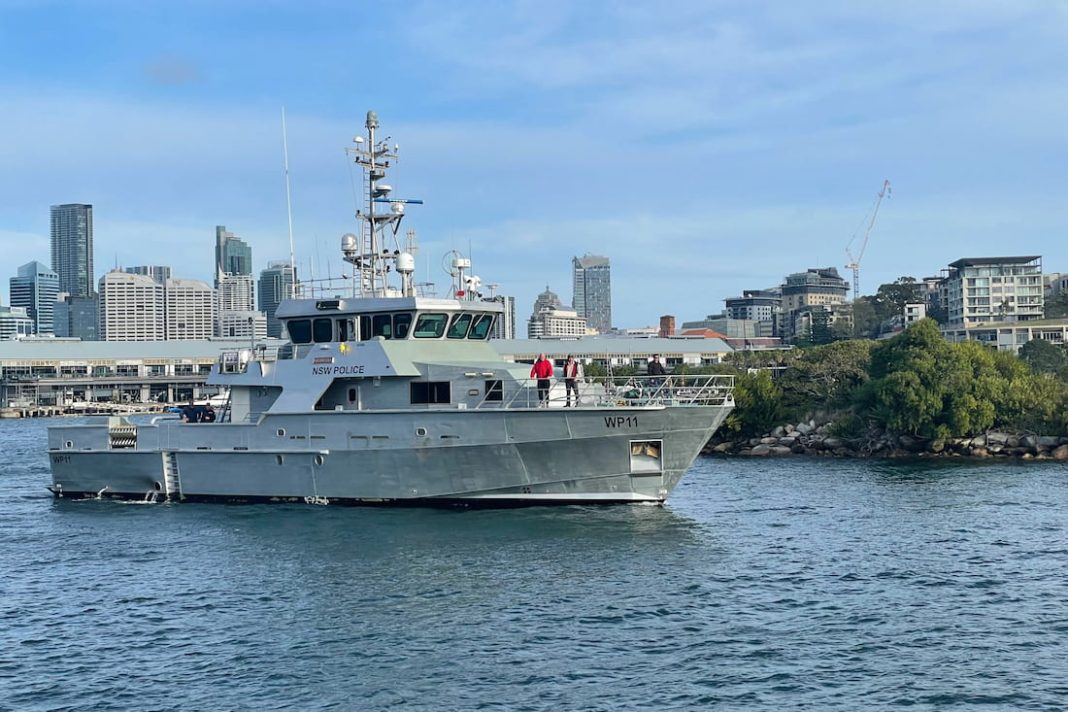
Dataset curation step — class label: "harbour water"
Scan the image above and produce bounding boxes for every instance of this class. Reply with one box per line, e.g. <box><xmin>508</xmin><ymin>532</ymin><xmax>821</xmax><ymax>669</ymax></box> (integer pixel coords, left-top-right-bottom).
<box><xmin>2</xmin><ymin>418</ymin><xmax>1067</xmax><ymax>710</ymax></box>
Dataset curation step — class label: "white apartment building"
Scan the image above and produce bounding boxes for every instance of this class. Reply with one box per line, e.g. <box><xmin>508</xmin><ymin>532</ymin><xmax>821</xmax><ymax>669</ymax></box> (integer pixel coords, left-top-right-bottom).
<box><xmin>99</xmin><ymin>271</ymin><xmax>165</xmax><ymax>341</ymax></box>
<box><xmin>164</xmin><ymin>278</ymin><xmax>216</xmax><ymax>340</ymax></box>
<box><xmin>528</xmin><ymin>307</ymin><xmax>589</xmax><ymax>338</ymax></box>
<box><xmin>217</xmin><ymin>273</ymin><xmax>259</xmax><ymax>338</ymax></box>
<box><xmin>217</xmin><ymin>310</ymin><xmax>268</xmax><ymax>340</ymax></box>
<box><xmin>0</xmin><ymin>306</ymin><xmax>34</xmax><ymax>340</ymax></box>
<box><xmin>939</xmin><ymin>256</ymin><xmax>1043</xmax><ymax>327</ymax></box>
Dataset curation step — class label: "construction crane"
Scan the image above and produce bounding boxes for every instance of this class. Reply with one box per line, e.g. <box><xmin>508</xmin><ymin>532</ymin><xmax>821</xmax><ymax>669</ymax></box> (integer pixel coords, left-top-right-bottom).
<box><xmin>845</xmin><ymin>179</ymin><xmax>892</xmax><ymax>301</ymax></box>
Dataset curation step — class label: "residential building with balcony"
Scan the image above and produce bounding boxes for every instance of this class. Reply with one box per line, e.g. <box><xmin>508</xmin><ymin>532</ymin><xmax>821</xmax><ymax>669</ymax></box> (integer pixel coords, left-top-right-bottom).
<box><xmin>939</xmin><ymin>256</ymin><xmax>1043</xmax><ymax>327</ymax></box>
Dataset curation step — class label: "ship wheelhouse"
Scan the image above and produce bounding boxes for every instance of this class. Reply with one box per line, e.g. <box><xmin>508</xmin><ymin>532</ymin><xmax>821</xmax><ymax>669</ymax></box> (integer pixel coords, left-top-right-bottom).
<box><xmin>276</xmin><ymin>296</ymin><xmax>500</xmax><ymax>349</ymax></box>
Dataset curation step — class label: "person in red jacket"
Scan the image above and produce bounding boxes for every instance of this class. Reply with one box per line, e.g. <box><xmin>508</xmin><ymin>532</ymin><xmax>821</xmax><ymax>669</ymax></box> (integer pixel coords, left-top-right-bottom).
<box><xmin>530</xmin><ymin>353</ymin><xmax>554</xmax><ymax>406</ymax></box>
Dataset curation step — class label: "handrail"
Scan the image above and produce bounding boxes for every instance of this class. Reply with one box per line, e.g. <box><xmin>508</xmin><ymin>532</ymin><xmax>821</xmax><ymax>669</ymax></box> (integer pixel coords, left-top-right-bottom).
<box><xmin>478</xmin><ymin>374</ymin><xmax>735</xmax><ymax>410</ymax></box>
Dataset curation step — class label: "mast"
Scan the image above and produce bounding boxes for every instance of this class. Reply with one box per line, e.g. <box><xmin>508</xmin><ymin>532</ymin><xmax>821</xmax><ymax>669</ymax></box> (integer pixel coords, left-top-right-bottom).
<box><xmin>281</xmin><ymin>106</ymin><xmax>298</xmax><ymax>299</ymax></box>
<box><xmin>343</xmin><ymin>110</ymin><xmax>423</xmax><ymax>298</ymax></box>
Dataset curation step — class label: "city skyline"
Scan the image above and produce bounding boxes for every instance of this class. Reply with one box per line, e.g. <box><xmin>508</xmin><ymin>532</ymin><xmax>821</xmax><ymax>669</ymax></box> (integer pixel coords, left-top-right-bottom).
<box><xmin>1</xmin><ymin>3</ymin><xmax>1067</xmax><ymax>327</ymax></box>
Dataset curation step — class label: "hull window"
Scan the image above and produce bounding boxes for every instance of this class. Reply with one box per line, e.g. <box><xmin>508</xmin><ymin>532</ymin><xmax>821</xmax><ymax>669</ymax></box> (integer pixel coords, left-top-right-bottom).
<box><xmin>630</xmin><ymin>440</ymin><xmax>663</xmax><ymax>473</ymax></box>
<box><xmin>411</xmin><ymin>381</ymin><xmax>451</xmax><ymax>404</ymax></box>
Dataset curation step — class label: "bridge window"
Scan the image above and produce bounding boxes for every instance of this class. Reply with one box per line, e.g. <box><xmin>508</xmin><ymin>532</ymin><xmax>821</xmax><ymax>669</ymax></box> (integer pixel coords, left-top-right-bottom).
<box><xmin>287</xmin><ymin>319</ymin><xmax>312</xmax><ymax>344</ymax></box>
<box><xmin>485</xmin><ymin>379</ymin><xmax>503</xmax><ymax>402</ymax></box>
<box><xmin>313</xmin><ymin>318</ymin><xmax>333</xmax><ymax>343</ymax></box>
<box><xmin>469</xmin><ymin>314</ymin><xmax>494</xmax><ymax>340</ymax></box>
<box><xmin>410</xmin><ymin>381</ymin><xmax>451</xmax><ymax>404</ymax></box>
<box><xmin>359</xmin><ymin>315</ymin><xmax>371</xmax><ymax>341</ymax></box>
<box><xmin>447</xmin><ymin>313</ymin><xmax>473</xmax><ymax>339</ymax></box>
<box><xmin>413</xmin><ymin>313</ymin><xmax>448</xmax><ymax>338</ymax></box>
<box><xmin>337</xmin><ymin>318</ymin><xmax>356</xmax><ymax>342</ymax></box>
<box><xmin>394</xmin><ymin>312</ymin><xmax>413</xmax><ymax>339</ymax></box>
<box><xmin>372</xmin><ymin>314</ymin><xmax>392</xmax><ymax>339</ymax></box>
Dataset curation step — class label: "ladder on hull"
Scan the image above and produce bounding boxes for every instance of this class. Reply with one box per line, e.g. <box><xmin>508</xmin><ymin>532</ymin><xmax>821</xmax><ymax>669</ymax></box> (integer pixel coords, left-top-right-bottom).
<box><xmin>162</xmin><ymin>451</ymin><xmax>182</xmax><ymax>501</ymax></box>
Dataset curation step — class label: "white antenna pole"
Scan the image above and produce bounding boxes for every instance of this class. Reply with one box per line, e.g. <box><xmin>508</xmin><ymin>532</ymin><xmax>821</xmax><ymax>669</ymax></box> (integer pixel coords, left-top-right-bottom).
<box><xmin>282</xmin><ymin>106</ymin><xmax>297</xmax><ymax>299</ymax></box>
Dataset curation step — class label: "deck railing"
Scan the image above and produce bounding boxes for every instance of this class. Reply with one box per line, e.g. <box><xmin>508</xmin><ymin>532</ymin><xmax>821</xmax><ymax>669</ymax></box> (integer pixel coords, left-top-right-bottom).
<box><xmin>486</xmin><ymin>374</ymin><xmax>735</xmax><ymax>410</ymax></box>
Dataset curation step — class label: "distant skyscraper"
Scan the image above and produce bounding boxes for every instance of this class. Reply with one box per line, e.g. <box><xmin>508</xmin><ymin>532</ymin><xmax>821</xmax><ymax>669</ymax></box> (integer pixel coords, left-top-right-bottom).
<box><xmin>126</xmin><ymin>265</ymin><xmax>172</xmax><ymax>284</ymax></box>
<box><xmin>99</xmin><ymin>272</ymin><xmax>164</xmax><ymax>341</ymax></box>
<box><xmin>215</xmin><ymin>225</ymin><xmax>252</xmax><ymax>283</ymax></box>
<box><xmin>572</xmin><ymin>254</ymin><xmax>611</xmax><ymax>334</ymax></box>
<box><xmin>487</xmin><ymin>295</ymin><xmax>516</xmax><ymax>340</ymax></box>
<box><xmin>258</xmin><ymin>261</ymin><xmax>298</xmax><ymax>338</ymax></box>
<box><xmin>217</xmin><ymin>273</ymin><xmax>259</xmax><ymax>337</ymax></box>
<box><xmin>164</xmin><ymin>278</ymin><xmax>216</xmax><ymax>340</ymax></box>
<box><xmin>10</xmin><ymin>261</ymin><xmax>60</xmax><ymax>335</ymax></box>
<box><xmin>51</xmin><ymin>204</ymin><xmax>94</xmax><ymax>298</ymax></box>
<box><xmin>54</xmin><ymin>293</ymin><xmax>99</xmax><ymax>340</ymax></box>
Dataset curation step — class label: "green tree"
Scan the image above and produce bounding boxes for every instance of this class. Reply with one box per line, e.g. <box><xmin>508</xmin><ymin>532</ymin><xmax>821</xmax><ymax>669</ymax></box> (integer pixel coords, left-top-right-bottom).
<box><xmin>1044</xmin><ymin>292</ymin><xmax>1068</xmax><ymax>319</ymax></box>
<box><xmin>725</xmin><ymin>369</ymin><xmax>783</xmax><ymax>437</ymax></box>
<box><xmin>778</xmin><ymin>340</ymin><xmax>873</xmax><ymax>414</ymax></box>
<box><xmin>860</xmin><ymin>319</ymin><xmax>999</xmax><ymax>438</ymax></box>
<box><xmin>1018</xmin><ymin>339</ymin><xmax>1068</xmax><ymax>378</ymax></box>
<box><xmin>851</xmin><ymin>296</ymin><xmax>879</xmax><ymax>338</ymax></box>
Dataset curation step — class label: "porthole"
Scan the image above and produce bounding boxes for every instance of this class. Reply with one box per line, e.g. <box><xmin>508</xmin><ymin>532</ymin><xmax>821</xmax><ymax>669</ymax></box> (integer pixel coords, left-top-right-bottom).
<box><xmin>313</xmin><ymin>454</ymin><xmax>324</xmax><ymax>466</ymax></box>
<box><xmin>276</xmin><ymin>455</ymin><xmax>284</xmax><ymax>466</ymax></box>
<box><xmin>415</xmin><ymin>427</ymin><xmax>428</xmax><ymax>437</ymax></box>
<box><xmin>64</xmin><ymin>440</ymin><xmax>73</xmax><ymax>449</ymax></box>
<box><xmin>276</xmin><ymin>428</ymin><xmax>286</xmax><ymax>437</ymax></box>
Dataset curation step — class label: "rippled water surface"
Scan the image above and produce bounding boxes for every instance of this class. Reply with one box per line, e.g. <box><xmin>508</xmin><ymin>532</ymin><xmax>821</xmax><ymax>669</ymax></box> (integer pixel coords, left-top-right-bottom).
<box><xmin>2</xmin><ymin>418</ymin><xmax>1068</xmax><ymax>710</ymax></box>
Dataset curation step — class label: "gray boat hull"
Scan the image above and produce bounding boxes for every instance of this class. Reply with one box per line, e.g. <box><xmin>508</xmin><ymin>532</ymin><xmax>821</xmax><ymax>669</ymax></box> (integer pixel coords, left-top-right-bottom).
<box><xmin>48</xmin><ymin>406</ymin><xmax>729</xmax><ymax>505</ymax></box>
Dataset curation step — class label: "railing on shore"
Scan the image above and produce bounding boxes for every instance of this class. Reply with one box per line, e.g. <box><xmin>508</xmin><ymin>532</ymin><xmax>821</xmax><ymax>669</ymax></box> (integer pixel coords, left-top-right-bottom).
<box><xmin>488</xmin><ymin>374</ymin><xmax>735</xmax><ymax>410</ymax></box>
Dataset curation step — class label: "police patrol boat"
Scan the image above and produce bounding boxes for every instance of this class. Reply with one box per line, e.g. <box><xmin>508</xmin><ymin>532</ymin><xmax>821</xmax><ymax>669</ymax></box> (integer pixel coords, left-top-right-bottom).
<box><xmin>47</xmin><ymin>111</ymin><xmax>734</xmax><ymax>506</ymax></box>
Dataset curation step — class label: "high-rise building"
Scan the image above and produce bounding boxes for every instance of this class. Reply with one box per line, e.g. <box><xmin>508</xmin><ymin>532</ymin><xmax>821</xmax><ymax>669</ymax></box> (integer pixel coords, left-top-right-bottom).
<box><xmin>99</xmin><ymin>271</ymin><xmax>164</xmax><ymax>341</ymax></box>
<box><xmin>217</xmin><ymin>273</ymin><xmax>258</xmax><ymax>337</ymax></box>
<box><xmin>54</xmin><ymin>293</ymin><xmax>99</xmax><ymax>340</ymax></box>
<box><xmin>258</xmin><ymin>261</ymin><xmax>298</xmax><ymax>338</ymax></box>
<box><xmin>215</xmin><ymin>225</ymin><xmax>252</xmax><ymax>282</ymax></box>
<box><xmin>572</xmin><ymin>254</ymin><xmax>612</xmax><ymax>334</ymax></box>
<box><xmin>486</xmin><ymin>295</ymin><xmax>516</xmax><ymax>340</ymax></box>
<box><xmin>126</xmin><ymin>265</ymin><xmax>172</xmax><ymax>284</ymax></box>
<box><xmin>164</xmin><ymin>278</ymin><xmax>216</xmax><ymax>340</ymax></box>
<box><xmin>50</xmin><ymin>204</ymin><xmax>94</xmax><ymax>298</ymax></box>
<box><xmin>10</xmin><ymin>261</ymin><xmax>60</xmax><ymax>335</ymax></box>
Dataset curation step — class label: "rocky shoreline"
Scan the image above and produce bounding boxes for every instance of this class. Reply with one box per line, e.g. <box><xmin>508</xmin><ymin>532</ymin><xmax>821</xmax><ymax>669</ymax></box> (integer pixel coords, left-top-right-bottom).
<box><xmin>705</xmin><ymin>420</ymin><xmax>1068</xmax><ymax>460</ymax></box>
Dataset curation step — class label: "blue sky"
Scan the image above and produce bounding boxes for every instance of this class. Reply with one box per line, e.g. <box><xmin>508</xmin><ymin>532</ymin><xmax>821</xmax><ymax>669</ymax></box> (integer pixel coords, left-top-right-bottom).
<box><xmin>2</xmin><ymin>0</ymin><xmax>1066</xmax><ymax>327</ymax></box>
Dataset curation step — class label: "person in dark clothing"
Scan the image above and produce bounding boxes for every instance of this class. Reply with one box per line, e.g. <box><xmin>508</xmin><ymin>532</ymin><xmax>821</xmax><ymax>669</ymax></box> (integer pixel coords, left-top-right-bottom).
<box><xmin>203</xmin><ymin>405</ymin><xmax>216</xmax><ymax>423</ymax></box>
<box><xmin>647</xmin><ymin>354</ymin><xmax>668</xmax><ymax>388</ymax></box>
<box><xmin>530</xmin><ymin>353</ymin><xmax>554</xmax><ymax>406</ymax></box>
<box><xmin>181</xmin><ymin>403</ymin><xmax>201</xmax><ymax>423</ymax></box>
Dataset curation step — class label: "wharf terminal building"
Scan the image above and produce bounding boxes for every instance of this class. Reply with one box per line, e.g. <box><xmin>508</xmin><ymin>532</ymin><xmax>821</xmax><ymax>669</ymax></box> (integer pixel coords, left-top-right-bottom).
<box><xmin>0</xmin><ymin>336</ymin><xmax>733</xmax><ymax>408</ymax></box>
